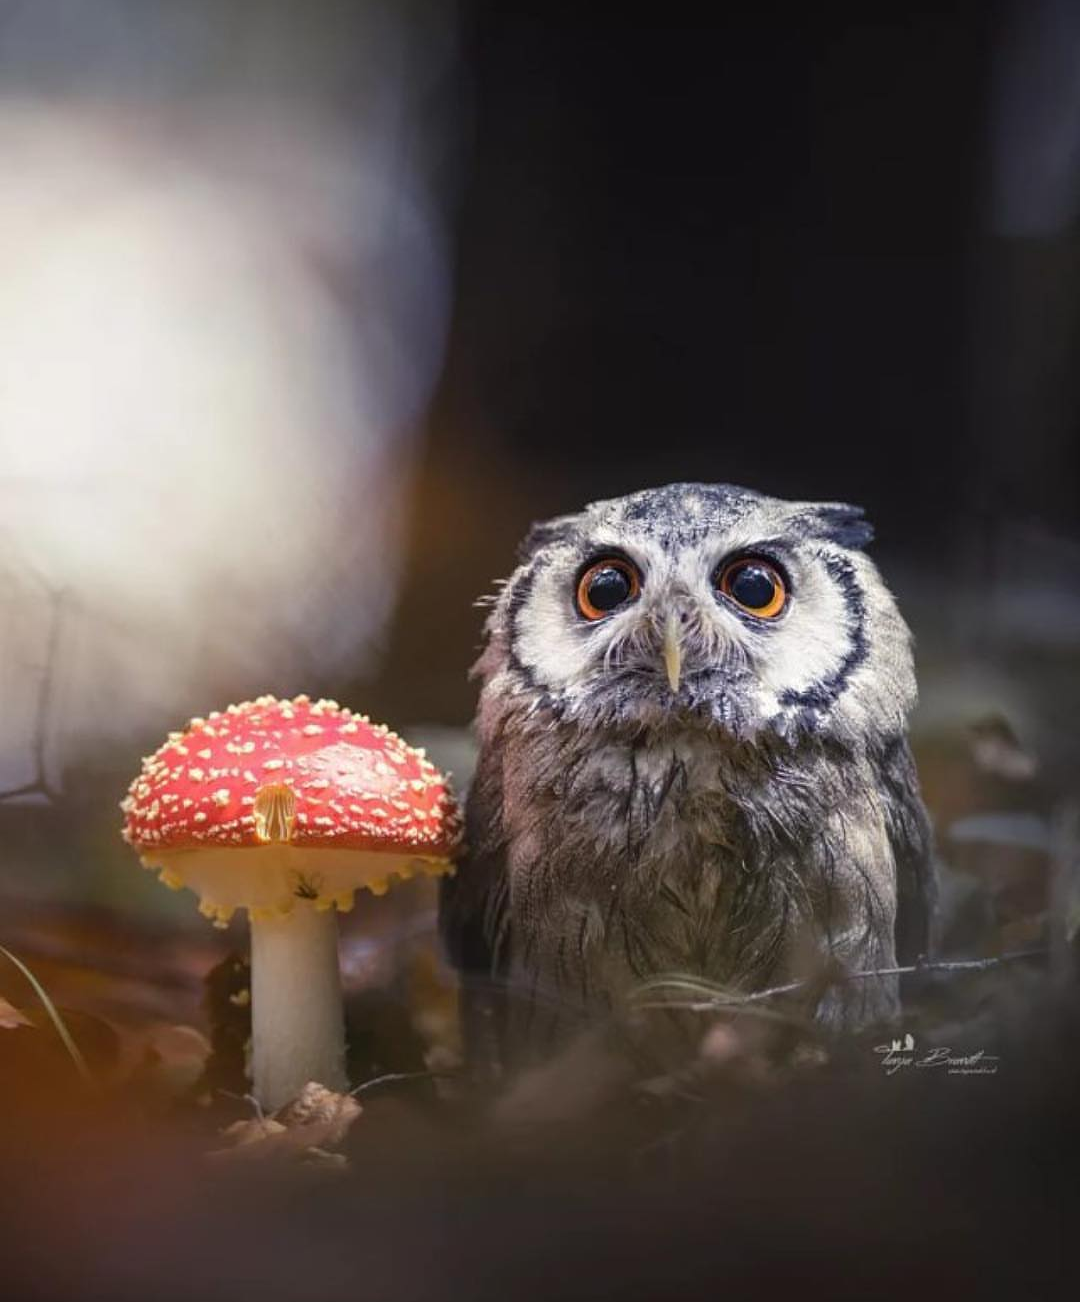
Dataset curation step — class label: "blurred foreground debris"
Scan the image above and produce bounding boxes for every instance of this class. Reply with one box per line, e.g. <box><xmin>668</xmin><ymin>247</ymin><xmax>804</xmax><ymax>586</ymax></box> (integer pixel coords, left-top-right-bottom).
<box><xmin>207</xmin><ymin>1081</ymin><xmax>362</xmax><ymax>1170</ymax></box>
<box><xmin>196</xmin><ymin>952</ymin><xmax>251</xmax><ymax>1102</ymax></box>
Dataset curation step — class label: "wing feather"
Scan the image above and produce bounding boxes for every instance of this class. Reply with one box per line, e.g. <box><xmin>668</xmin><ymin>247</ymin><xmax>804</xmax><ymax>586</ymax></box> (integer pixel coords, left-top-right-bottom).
<box><xmin>876</xmin><ymin>735</ymin><xmax>937</xmax><ymax>965</ymax></box>
<box><xmin>438</xmin><ymin>741</ymin><xmax>512</xmax><ymax>1072</ymax></box>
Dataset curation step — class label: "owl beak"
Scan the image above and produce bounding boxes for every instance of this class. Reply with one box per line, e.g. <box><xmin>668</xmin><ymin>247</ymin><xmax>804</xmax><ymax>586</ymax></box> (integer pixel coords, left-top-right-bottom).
<box><xmin>662</xmin><ymin>612</ymin><xmax>682</xmax><ymax>692</ymax></box>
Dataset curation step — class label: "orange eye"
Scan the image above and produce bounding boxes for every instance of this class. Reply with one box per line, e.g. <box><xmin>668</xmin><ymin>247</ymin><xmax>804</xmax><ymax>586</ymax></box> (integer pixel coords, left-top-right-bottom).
<box><xmin>717</xmin><ymin>558</ymin><xmax>787</xmax><ymax>618</ymax></box>
<box><xmin>576</xmin><ymin>558</ymin><xmax>641</xmax><ymax>620</ymax></box>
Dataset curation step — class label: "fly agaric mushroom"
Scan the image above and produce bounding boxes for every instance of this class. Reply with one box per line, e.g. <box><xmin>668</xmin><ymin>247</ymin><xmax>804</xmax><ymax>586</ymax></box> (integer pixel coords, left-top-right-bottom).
<box><xmin>120</xmin><ymin>695</ymin><xmax>463</xmax><ymax>1110</ymax></box>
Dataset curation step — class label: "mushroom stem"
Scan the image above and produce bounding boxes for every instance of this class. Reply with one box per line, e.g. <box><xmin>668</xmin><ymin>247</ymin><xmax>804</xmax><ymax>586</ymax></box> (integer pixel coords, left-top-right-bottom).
<box><xmin>249</xmin><ymin>901</ymin><xmax>348</xmax><ymax>1110</ymax></box>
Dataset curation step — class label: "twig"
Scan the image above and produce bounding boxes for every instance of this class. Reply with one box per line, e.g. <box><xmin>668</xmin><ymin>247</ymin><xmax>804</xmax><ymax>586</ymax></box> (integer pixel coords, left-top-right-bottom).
<box><xmin>0</xmin><ymin>583</ymin><xmax>66</xmax><ymax>805</ymax></box>
<box><xmin>631</xmin><ymin>949</ymin><xmax>1048</xmax><ymax>1013</ymax></box>
<box><xmin>349</xmin><ymin>1070</ymin><xmax>446</xmax><ymax>1097</ymax></box>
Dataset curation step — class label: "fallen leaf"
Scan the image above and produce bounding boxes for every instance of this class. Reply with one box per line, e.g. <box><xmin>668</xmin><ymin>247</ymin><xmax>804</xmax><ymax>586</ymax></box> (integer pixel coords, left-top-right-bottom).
<box><xmin>218</xmin><ymin>1116</ymin><xmax>288</xmax><ymax>1147</ymax></box>
<box><xmin>0</xmin><ymin>996</ymin><xmax>33</xmax><ymax>1030</ymax></box>
<box><xmin>273</xmin><ymin>1080</ymin><xmax>362</xmax><ymax>1146</ymax></box>
<box><xmin>206</xmin><ymin>1116</ymin><xmax>354</xmax><ymax>1165</ymax></box>
<box><xmin>205</xmin><ymin>1081</ymin><xmax>363</xmax><ymax>1166</ymax></box>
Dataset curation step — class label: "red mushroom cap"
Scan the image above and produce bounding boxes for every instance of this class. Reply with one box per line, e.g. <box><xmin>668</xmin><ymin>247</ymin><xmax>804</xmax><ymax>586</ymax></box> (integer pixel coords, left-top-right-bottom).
<box><xmin>120</xmin><ymin>696</ymin><xmax>464</xmax><ymax>922</ymax></box>
<box><xmin>123</xmin><ymin>695</ymin><xmax>463</xmax><ymax>854</ymax></box>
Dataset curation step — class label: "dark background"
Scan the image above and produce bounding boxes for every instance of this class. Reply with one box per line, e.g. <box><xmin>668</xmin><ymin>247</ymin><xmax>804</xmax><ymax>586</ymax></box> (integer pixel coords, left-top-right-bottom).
<box><xmin>375</xmin><ymin>2</ymin><xmax>1051</xmax><ymax>726</ymax></box>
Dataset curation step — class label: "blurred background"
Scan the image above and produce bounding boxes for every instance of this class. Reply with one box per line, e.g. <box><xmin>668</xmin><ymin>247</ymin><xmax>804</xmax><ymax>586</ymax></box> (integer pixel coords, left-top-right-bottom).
<box><xmin>1</xmin><ymin>2</ymin><xmax>1079</xmax><ymax>1296</ymax></box>
<box><xmin>0</xmin><ymin>0</ymin><xmax>1078</xmax><ymax>1174</ymax></box>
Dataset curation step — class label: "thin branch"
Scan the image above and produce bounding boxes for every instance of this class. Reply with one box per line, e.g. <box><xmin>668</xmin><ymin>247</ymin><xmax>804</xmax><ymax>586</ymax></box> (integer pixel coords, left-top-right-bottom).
<box><xmin>0</xmin><ymin>583</ymin><xmax>66</xmax><ymax>805</ymax></box>
<box><xmin>0</xmin><ymin>780</ymin><xmax>51</xmax><ymax>802</ymax></box>
<box><xmin>349</xmin><ymin>1070</ymin><xmax>451</xmax><ymax>1097</ymax></box>
<box><xmin>630</xmin><ymin>948</ymin><xmax>1048</xmax><ymax>1013</ymax></box>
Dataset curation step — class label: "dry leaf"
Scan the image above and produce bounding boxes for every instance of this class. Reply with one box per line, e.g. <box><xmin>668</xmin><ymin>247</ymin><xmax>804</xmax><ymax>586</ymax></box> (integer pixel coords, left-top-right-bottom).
<box><xmin>273</xmin><ymin>1081</ymin><xmax>362</xmax><ymax>1146</ymax></box>
<box><xmin>0</xmin><ymin>996</ymin><xmax>33</xmax><ymax>1030</ymax></box>
<box><xmin>218</xmin><ymin>1116</ymin><xmax>288</xmax><ymax>1147</ymax></box>
<box><xmin>206</xmin><ymin>1081</ymin><xmax>362</xmax><ymax>1166</ymax></box>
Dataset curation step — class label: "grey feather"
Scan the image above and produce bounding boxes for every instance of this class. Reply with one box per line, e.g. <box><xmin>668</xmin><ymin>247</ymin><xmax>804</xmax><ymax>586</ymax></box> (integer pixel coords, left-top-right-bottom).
<box><xmin>441</xmin><ymin>482</ymin><xmax>936</xmax><ymax>1068</ymax></box>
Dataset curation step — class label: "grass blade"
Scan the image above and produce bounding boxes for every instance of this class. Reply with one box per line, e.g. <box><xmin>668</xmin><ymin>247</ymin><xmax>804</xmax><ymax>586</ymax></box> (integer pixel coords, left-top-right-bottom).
<box><xmin>0</xmin><ymin>943</ymin><xmax>94</xmax><ymax>1086</ymax></box>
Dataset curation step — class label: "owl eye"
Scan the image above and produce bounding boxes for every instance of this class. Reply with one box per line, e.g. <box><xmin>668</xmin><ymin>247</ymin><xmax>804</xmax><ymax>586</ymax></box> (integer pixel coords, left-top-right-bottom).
<box><xmin>576</xmin><ymin>558</ymin><xmax>641</xmax><ymax>620</ymax></box>
<box><xmin>716</xmin><ymin>557</ymin><xmax>787</xmax><ymax>618</ymax></box>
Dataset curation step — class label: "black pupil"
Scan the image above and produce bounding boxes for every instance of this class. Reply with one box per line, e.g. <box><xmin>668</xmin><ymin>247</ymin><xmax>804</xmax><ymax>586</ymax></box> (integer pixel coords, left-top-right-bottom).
<box><xmin>586</xmin><ymin>565</ymin><xmax>631</xmax><ymax>612</ymax></box>
<box><xmin>728</xmin><ymin>563</ymin><xmax>776</xmax><ymax>610</ymax></box>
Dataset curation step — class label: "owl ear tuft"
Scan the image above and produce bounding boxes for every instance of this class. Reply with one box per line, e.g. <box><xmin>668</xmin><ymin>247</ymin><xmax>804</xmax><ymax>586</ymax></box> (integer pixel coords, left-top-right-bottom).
<box><xmin>516</xmin><ymin>513</ymin><xmax>580</xmax><ymax>563</ymax></box>
<box><xmin>806</xmin><ymin>502</ymin><xmax>874</xmax><ymax>550</ymax></box>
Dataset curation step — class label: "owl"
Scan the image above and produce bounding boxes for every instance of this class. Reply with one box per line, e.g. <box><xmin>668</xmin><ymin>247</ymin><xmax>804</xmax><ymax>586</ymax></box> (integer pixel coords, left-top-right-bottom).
<box><xmin>440</xmin><ymin>482</ymin><xmax>935</xmax><ymax>1070</ymax></box>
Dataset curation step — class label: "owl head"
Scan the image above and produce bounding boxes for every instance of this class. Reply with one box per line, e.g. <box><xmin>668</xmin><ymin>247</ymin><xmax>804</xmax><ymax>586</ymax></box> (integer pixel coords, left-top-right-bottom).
<box><xmin>477</xmin><ymin>482</ymin><xmax>916</xmax><ymax>748</ymax></box>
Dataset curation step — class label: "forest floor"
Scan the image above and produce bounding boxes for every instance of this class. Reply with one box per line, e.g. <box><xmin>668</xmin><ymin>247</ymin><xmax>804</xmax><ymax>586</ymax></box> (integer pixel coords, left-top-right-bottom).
<box><xmin>0</xmin><ymin>884</ymin><xmax>1075</xmax><ymax>1302</ymax></box>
